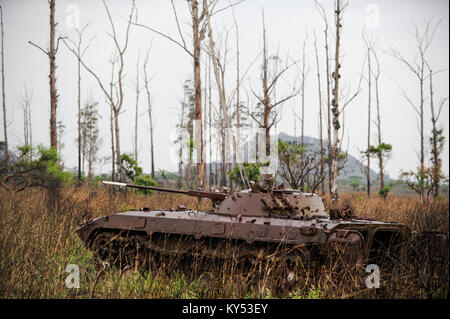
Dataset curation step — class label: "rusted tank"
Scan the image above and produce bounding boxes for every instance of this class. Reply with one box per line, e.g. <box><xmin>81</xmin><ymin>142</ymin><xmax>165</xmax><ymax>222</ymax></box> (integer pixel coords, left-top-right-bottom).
<box><xmin>76</xmin><ymin>180</ymin><xmax>447</xmax><ymax>278</ymax></box>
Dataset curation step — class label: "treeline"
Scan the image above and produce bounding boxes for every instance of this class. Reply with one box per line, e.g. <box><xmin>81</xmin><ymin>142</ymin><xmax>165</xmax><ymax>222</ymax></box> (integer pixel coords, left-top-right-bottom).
<box><xmin>0</xmin><ymin>1</ymin><xmax>447</xmax><ymax>203</ymax></box>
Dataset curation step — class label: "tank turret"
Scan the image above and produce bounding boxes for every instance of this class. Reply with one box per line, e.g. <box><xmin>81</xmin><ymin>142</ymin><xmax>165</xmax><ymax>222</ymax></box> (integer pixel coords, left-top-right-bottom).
<box><xmin>102</xmin><ymin>181</ymin><xmax>328</xmax><ymax>219</ymax></box>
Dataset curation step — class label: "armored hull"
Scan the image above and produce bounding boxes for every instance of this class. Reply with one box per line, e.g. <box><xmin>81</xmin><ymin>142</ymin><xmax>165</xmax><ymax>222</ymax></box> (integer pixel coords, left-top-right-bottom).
<box><xmin>76</xmin><ymin>183</ymin><xmax>416</xmax><ymax>273</ymax></box>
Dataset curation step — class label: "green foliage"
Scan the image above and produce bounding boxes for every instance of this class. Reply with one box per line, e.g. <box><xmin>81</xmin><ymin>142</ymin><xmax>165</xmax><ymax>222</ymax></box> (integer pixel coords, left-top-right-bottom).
<box><xmin>362</xmin><ymin>142</ymin><xmax>393</xmax><ymax>158</ymax></box>
<box><xmin>188</xmin><ymin>138</ymin><xmax>194</xmax><ymax>160</ymax></box>
<box><xmin>341</xmin><ymin>176</ymin><xmax>363</xmax><ymax>190</ymax></box>
<box><xmin>378</xmin><ymin>186</ymin><xmax>391</xmax><ymax>199</ymax></box>
<box><xmin>79</xmin><ymin>100</ymin><xmax>101</xmax><ymax>176</ymax></box>
<box><xmin>228</xmin><ymin>162</ymin><xmax>261</xmax><ymax>188</ymax></box>
<box><xmin>134</xmin><ymin>174</ymin><xmax>158</xmax><ymax>195</ymax></box>
<box><xmin>429</xmin><ymin>128</ymin><xmax>446</xmax><ymax>195</ymax></box>
<box><xmin>289</xmin><ymin>285</ymin><xmax>323</xmax><ymax>299</ymax></box>
<box><xmin>119</xmin><ymin>203</ymin><xmax>135</xmax><ymax>212</ymax></box>
<box><xmin>39</xmin><ymin>146</ymin><xmax>73</xmax><ymax>183</ymax></box>
<box><xmin>0</xmin><ymin>144</ymin><xmax>74</xmax><ymax>191</ymax></box>
<box><xmin>159</xmin><ymin>169</ymin><xmax>168</xmax><ymax>181</ymax></box>
<box><xmin>277</xmin><ymin>139</ymin><xmax>325</xmax><ymax>191</ymax></box>
<box><xmin>120</xmin><ymin>153</ymin><xmax>143</xmax><ymax>181</ymax></box>
<box><xmin>400</xmin><ymin>167</ymin><xmax>433</xmax><ymax>196</ymax></box>
<box><xmin>306</xmin><ymin>285</ymin><xmax>323</xmax><ymax>299</ymax></box>
<box><xmin>368</xmin><ymin>143</ymin><xmax>392</xmax><ymax>155</ymax></box>
<box><xmin>92</xmin><ymin>174</ymin><xmax>110</xmax><ymax>185</ymax></box>
<box><xmin>278</xmin><ymin>140</ymin><xmax>304</xmax><ymax>164</ymax></box>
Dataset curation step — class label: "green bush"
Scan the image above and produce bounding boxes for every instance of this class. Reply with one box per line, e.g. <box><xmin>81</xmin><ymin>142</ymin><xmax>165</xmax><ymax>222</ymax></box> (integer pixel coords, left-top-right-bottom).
<box><xmin>134</xmin><ymin>174</ymin><xmax>158</xmax><ymax>195</ymax></box>
<box><xmin>120</xmin><ymin>153</ymin><xmax>142</xmax><ymax>181</ymax></box>
<box><xmin>378</xmin><ymin>186</ymin><xmax>391</xmax><ymax>199</ymax></box>
<box><xmin>228</xmin><ymin>162</ymin><xmax>261</xmax><ymax>188</ymax></box>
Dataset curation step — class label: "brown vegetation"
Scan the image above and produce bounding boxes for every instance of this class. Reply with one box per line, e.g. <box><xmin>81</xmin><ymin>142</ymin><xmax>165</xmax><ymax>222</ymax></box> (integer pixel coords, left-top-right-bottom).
<box><xmin>0</xmin><ymin>185</ymin><xmax>448</xmax><ymax>299</ymax></box>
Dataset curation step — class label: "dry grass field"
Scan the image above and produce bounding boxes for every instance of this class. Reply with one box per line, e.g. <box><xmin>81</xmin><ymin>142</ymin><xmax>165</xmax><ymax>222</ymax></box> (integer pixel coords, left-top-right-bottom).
<box><xmin>0</xmin><ymin>185</ymin><xmax>448</xmax><ymax>299</ymax></box>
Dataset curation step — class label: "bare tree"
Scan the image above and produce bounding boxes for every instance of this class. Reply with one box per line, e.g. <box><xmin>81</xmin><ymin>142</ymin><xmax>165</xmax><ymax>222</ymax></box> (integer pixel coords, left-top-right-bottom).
<box><xmin>108</xmin><ymin>53</ymin><xmax>117</xmax><ymax>181</ymax></box>
<box><xmin>329</xmin><ymin>0</ymin><xmax>363</xmax><ymax>201</ymax></box>
<box><xmin>142</xmin><ymin>49</ymin><xmax>155</xmax><ymax>179</ymax></box>
<box><xmin>386</xmin><ymin>18</ymin><xmax>441</xmax><ymax>202</ymax></box>
<box><xmin>207</xmin><ymin>55</ymin><xmax>214</xmax><ymax>188</ymax></box>
<box><xmin>313</xmin><ymin>31</ymin><xmax>325</xmax><ymax>193</ymax></box>
<box><xmin>329</xmin><ymin>0</ymin><xmax>344</xmax><ymax>201</ymax></box>
<box><xmin>135</xmin><ymin>0</ymin><xmax>244</xmax><ymax>189</ymax></box>
<box><xmin>363</xmin><ymin>30</ymin><xmax>372</xmax><ymax>197</ymax></box>
<box><xmin>134</xmin><ymin>0</ymin><xmax>208</xmax><ymax>189</ymax></box>
<box><xmin>132</xmin><ymin>52</ymin><xmax>145</xmax><ymax>164</ymax></box>
<box><xmin>250</xmin><ymin>10</ymin><xmax>298</xmax><ymax>158</ymax></box>
<box><xmin>80</xmin><ymin>97</ymin><xmax>101</xmax><ymax>178</ymax></box>
<box><xmin>20</xmin><ymin>84</ymin><xmax>33</xmax><ymax>161</ymax></box>
<box><xmin>204</xmin><ymin>1</ymin><xmax>250</xmax><ymax>189</ymax></box>
<box><xmin>427</xmin><ymin>65</ymin><xmax>448</xmax><ymax>198</ymax></box>
<box><xmin>63</xmin><ymin>0</ymin><xmax>136</xmax><ymax>182</ymax></box>
<box><xmin>56</xmin><ymin>119</ymin><xmax>65</xmax><ymax>164</ymax></box>
<box><xmin>232</xmin><ymin>5</ymin><xmax>245</xmax><ymax>189</ymax></box>
<box><xmin>371</xmin><ymin>45</ymin><xmax>392</xmax><ymax>190</ymax></box>
<box><xmin>176</xmin><ymin>87</ymin><xmax>187</xmax><ymax>189</ymax></box>
<box><xmin>28</xmin><ymin>0</ymin><xmax>63</xmax><ymax>151</ymax></box>
<box><xmin>0</xmin><ymin>5</ymin><xmax>8</xmax><ymax>171</ymax></box>
<box><xmin>299</xmin><ymin>33</ymin><xmax>309</xmax><ymax>191</ymax></box>
<box><xmin>65</xmin><ymin>23</ymin><xmax>95</xmax><ymax>181</ymax></box>
<box><xmin>315</xmin><ymin>1</ymin><xmax>334</xmax><ymax>194</ymax></box>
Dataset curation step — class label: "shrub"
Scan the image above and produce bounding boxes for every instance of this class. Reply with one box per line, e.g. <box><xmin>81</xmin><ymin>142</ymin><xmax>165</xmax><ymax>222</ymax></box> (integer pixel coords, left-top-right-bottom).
<box><xmin>134</xmin><ymin>174</ymin><xmax>158</xmax><ymax>195</ymax></box>
<box><xmin>378</xmin><ymin>186</ymin><xmax>391</xmax><ymax>199</ymax></box>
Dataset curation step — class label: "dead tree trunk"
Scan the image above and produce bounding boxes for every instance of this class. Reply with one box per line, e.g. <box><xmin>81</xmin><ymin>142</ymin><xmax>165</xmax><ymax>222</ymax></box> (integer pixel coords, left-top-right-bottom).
<box><xmin>313</xmin><ymin>31</ymin><xmax>325</xmax><ymax>193</ymax></box>
<box><xmin>262</xmin><ymin>16</ymin><xmax>271</xmax><ymax>156</ymax></box>
<box><xmin>134</xmin><ymin>55</ymin><xmax>141</xmax><ymax>163</ymax></box>
<box><xmin>20</xmin><ymin>85</ymin><xmax>33</xmax><ymax>161</ymax></box>
<box><xmin>205</xmin><ymin>3</ymin><xmax>248</xmax><ymax>189</ymax></box>
<box><xmin>208</xmin><ymin>56</ymin><xmax>213</xmax><ymax>188</ymax></box>
<box><xmin>386</xmin><ymin>19</ymin><xmax>441</xmax><ymax>202</ymax></box>
<box><xmin>366</xmin><ymin>44</ymin><xmax>371</xmax><ymax>197</ymax></box>
<box><xmin>315</xmin><ymin>1</ymin><xmax>332</xmax><ymax>194</ymax></box>
<box><xmin>143</xmin><ymin>51</ymin><xmax>155</xmax><ymax>179</ymax></box>
<box><xmin>48</xmin><ymin>0</ymin><xmax>57</xmax><ymax>150</ymax></box>
<box><xmin>63</xmin><ymin>1</ymin><xmax>135</xmax><ymax>182</ymax></box>
<box><xmin>192</xmin><ymin>0</ymin><xmax>206</xmax><ymax>190</ymax></box>
<box><xmin>250</xmin><ymin>11</ymin><xmax>298</xmax><ymax>161</ymax></box>
<box><xmin>300</xmin><ymin>35</ymin><xmax>308</xmax><ymax>191</ymax></box>
<box><xmin>29</xmin><ymin>0</ymin><xmax>61</xmax><ymax>151</ymax></box>
<box><xmin>0</xmin><ymin>6</ymin><xmax>8</xmax><ymax>171</ymax></box>
<box><xmin>67</xmin><ymin>24</ymin><xmax>93</xmax><ymax>181</ymax></box>
<box><xmin>109</xmin><ymin>56</ymin><xmax>117</xmax><ymax>181</ymax></box>
<box><xmin>429</xmin><ymin>68</ymin><xmax>438</xmax><ymax>197</ymax></box>
<box><xmin>330</xmin><ymin>0</ymin><xmax>343</xmax><ymax>202</ymax></box>
<box><xmin>373</xmin><ymin>48</ymin><xmax>384</xmax><ymax>189</ymax></box>
<box><xmin>428</xmin><ymin>67</ymin><xmax>447</xmax><ymax>198</ymax></box>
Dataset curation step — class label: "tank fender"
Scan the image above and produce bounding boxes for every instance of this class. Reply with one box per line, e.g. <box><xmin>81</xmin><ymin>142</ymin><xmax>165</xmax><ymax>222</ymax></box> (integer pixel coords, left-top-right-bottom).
<box><xmin>327</xmin><ymin>229</ymin><xmax>365</xmax><ymax>265</ymax></box>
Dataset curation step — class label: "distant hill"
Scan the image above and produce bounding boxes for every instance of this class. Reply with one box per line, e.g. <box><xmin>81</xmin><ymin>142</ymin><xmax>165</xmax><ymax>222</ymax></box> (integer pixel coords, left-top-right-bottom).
<box><xmin>167</xmin><ymin>133</ymin><xmax>386</xmax><ymax>184</ymax></box>
<box><xmin>277</xmin><ymin>132</ymin><xmax>386</xmax><ymax>183</ymax></box>
<box><xmin>0</xmin><ymin>143</ymin><xmax>19</xmax><ymax>164</ymax></box>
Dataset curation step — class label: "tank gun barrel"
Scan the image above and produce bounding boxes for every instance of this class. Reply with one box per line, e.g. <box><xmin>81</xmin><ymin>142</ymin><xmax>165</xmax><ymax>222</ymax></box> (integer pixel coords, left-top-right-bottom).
<box><xmin>102</xmin><ymin>181</ymin><xmax>227</xmax><ymax>201</ymax></box>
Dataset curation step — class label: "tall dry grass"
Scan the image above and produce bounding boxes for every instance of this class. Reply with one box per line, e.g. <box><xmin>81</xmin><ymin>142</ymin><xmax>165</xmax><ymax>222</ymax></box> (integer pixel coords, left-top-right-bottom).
<box><xmin>0</xmin><ymin>185</ymin><xmax>448</xmax><ymax>299</ymax></box>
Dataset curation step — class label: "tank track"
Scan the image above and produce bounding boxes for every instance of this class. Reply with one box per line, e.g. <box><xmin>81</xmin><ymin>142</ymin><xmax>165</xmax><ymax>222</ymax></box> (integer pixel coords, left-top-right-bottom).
<box><xmin>88</xmin><ymin>229</ymin><xmax>323</xmax><ymax>288</ymax></box>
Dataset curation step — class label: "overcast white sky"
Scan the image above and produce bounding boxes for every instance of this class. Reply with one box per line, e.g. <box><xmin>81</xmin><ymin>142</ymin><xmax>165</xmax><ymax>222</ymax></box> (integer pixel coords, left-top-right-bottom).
<box><xmin>0</xmin><ymin>0</ymin><xmax>449</xmax><ymax>179</ymax></box>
